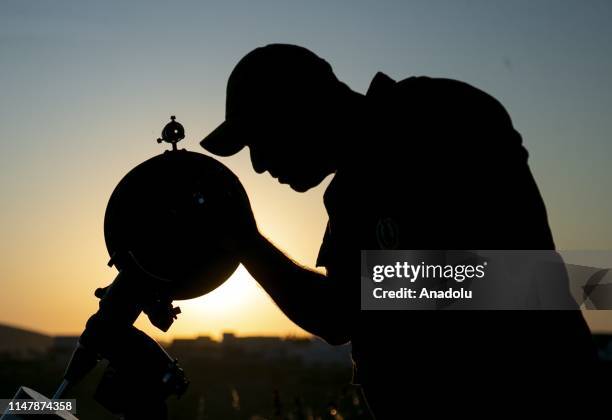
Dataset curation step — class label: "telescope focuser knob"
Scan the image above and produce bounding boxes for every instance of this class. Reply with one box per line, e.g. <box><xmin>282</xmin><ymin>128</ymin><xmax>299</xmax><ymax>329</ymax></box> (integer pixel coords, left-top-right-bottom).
<box><xmin>157</xmin><ymin>115</ymin><xmax>185</xmax><ymax>151</ymax></box>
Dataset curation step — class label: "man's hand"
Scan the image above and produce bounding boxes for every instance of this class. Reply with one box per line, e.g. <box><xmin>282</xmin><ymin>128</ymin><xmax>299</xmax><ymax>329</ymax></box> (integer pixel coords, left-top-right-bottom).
<box><xmin>205</xmin><ymin>175</ymin><xmax>260</xmax><ymax>257</ymax></box>
<box><xmin>200</xmin><ymin>176</ymin><xmax>351</xmax><ymax>344</ymax></box>
<box><xmin>240</xmin><ymin>232</ymin><xmax>352</xmax><ymax>345</ymax></box>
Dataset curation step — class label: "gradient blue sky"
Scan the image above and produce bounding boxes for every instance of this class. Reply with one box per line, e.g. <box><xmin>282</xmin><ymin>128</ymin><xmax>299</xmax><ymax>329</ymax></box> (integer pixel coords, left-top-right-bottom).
<box><xmin>1</xmin><ymin>0</ymin><xmax>611</xmax><ymax>337</ymax></box>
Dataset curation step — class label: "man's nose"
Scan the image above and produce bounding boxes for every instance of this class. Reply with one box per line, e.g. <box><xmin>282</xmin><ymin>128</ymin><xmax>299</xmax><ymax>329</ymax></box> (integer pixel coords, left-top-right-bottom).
<box><xmin>249</xmin><ymin>145</ymin><xmax>267</xmax><ymax>174</ymax></box>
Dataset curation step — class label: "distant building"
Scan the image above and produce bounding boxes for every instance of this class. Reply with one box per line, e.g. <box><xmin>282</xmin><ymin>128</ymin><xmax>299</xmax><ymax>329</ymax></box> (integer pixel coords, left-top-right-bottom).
<box><xmin>286</xmin><ymin>338</ymin><xmax>351</xmax><ymax>365</ymax></box>
<box><xmin>223</xmin><ymin>334</ymin><xmax>285</xmax><ymax>360</ymax></box>
<box><xmin>170</xmin><ymin>335</ymin><xmax>220</xmax><ymax>358</ymax></box>
<box><xmin>169</xmin><ymin>332</ymin><xmax>351</xmax><ymax>366</ymax></box>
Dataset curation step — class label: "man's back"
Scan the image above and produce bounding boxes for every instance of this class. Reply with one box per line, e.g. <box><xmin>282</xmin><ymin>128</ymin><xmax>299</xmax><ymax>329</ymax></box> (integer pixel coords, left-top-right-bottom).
<box><xmin>317</xmin><ymin>73</ymin><xmax>596</xmax><ymax>413</ymax></box>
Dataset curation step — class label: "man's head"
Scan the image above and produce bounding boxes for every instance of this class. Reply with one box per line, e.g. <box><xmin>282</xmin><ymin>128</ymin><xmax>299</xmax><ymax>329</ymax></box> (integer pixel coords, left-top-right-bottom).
<box><xmin>201</xmin><ymin>44</ymin><xmax>359</xmax><ymax>192</ymax></box>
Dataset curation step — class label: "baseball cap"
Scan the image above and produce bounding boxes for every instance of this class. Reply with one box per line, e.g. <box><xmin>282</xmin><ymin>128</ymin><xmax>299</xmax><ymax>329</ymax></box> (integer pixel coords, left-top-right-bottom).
<box><xmin>200</xmin><ymin>44</ymin><xmax>338</xmax><ymax>156</ymax></box>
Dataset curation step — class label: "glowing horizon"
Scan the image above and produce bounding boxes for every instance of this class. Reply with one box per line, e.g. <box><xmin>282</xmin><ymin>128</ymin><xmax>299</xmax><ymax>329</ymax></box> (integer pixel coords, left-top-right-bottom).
<box><xmin>1</xmin><ymin>1</ymin><xmax>611</xmax><ymax>339</ymax></box>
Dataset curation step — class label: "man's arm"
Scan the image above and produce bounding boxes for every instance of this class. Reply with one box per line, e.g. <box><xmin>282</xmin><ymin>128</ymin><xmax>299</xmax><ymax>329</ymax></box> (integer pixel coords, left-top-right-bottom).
<box><xmin>240</xmin><ymin>232</ymin><xmax>352</xmax><ymax>345</ymax></box>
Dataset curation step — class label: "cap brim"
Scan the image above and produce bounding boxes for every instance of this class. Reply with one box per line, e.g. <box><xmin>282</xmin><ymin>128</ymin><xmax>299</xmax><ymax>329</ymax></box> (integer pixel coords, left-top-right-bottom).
<box><xmin>200</xmin><ymin>121</ymin><xmax>246</xmax><ymax>157</ymax></box>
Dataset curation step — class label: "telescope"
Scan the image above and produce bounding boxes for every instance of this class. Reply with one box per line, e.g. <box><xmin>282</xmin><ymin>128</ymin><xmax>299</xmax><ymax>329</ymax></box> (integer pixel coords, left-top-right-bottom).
<box><xmin>2</xmin><ymin>117</ymin><xmax>247</xmax><ymax>419</ymax></box>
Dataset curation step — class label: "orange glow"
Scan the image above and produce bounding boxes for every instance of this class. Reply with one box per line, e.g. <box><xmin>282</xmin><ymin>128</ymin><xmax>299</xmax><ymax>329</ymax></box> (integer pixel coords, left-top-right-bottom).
<box><xmin>0</xmin><ymin>126</ymin><xmax>329</xmax><ymax>339</ymax></box>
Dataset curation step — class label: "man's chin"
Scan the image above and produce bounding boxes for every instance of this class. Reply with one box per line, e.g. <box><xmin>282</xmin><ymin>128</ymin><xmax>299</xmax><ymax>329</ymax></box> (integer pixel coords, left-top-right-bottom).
<box><xmin>285</xmin><ymin>173</ymin><xmax>331</xmax><ymax>192</ymax></box>
<box><xmin>289</xmin><ymin>182</ymin><xmax>312</xmax><ymax>193</ymax></box>
<box><xmin>283</xmin><ymin>178</ymin><xmax>314</xmax><ymax>193</ymax></box>
<box><xmin>277</xmin><ymin>172</ymin><xmax>329</xmax><ymax>192</ymax></box>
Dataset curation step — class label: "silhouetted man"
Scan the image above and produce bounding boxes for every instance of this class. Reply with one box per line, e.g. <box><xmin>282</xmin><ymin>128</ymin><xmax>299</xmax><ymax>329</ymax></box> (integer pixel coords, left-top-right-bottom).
<box><xmin>200</xmin><ymin>44</ymin><xmax>596</xmax><ymax>418</ymax></box>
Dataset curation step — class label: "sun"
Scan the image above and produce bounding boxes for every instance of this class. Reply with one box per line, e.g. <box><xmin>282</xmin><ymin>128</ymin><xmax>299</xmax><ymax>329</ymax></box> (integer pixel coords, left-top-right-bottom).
<box><xmin>135</xmin><ymin>263</ymin><xmax>310</xmax><ymax>340</ymax></box>
<box><xmin>180</xmin><ymin>264</ymin><xmax>257</xmax><ymax>312</ymax></box>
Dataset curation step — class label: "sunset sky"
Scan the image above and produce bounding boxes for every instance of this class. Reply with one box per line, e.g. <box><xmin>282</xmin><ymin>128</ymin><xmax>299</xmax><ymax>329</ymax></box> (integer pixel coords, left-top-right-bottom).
<box><xmin>1</xmin><ymin>0</ymin><xmax>611</xmax><ymax>341</ymax></box>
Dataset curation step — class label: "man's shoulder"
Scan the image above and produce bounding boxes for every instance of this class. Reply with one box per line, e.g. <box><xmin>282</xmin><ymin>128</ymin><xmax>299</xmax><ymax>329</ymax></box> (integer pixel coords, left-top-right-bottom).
<box><xmin>328</xmin><ymin>74</ymin><xmax>520</xmax><ymax>204</ymax></box>
<box><xmin>392</xmin><ymin>74</ymin><xmax>498</xmax><ymax>99</ymax></box>
<box><xmin>382</xmin><ymin>74</ymin><xmax>513</xmax><ymax>125</ymax></box>
<box><xmin>363</xmin><ymin>73</ymin><xmax>517</xmax><ymax>166</ymax></box>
